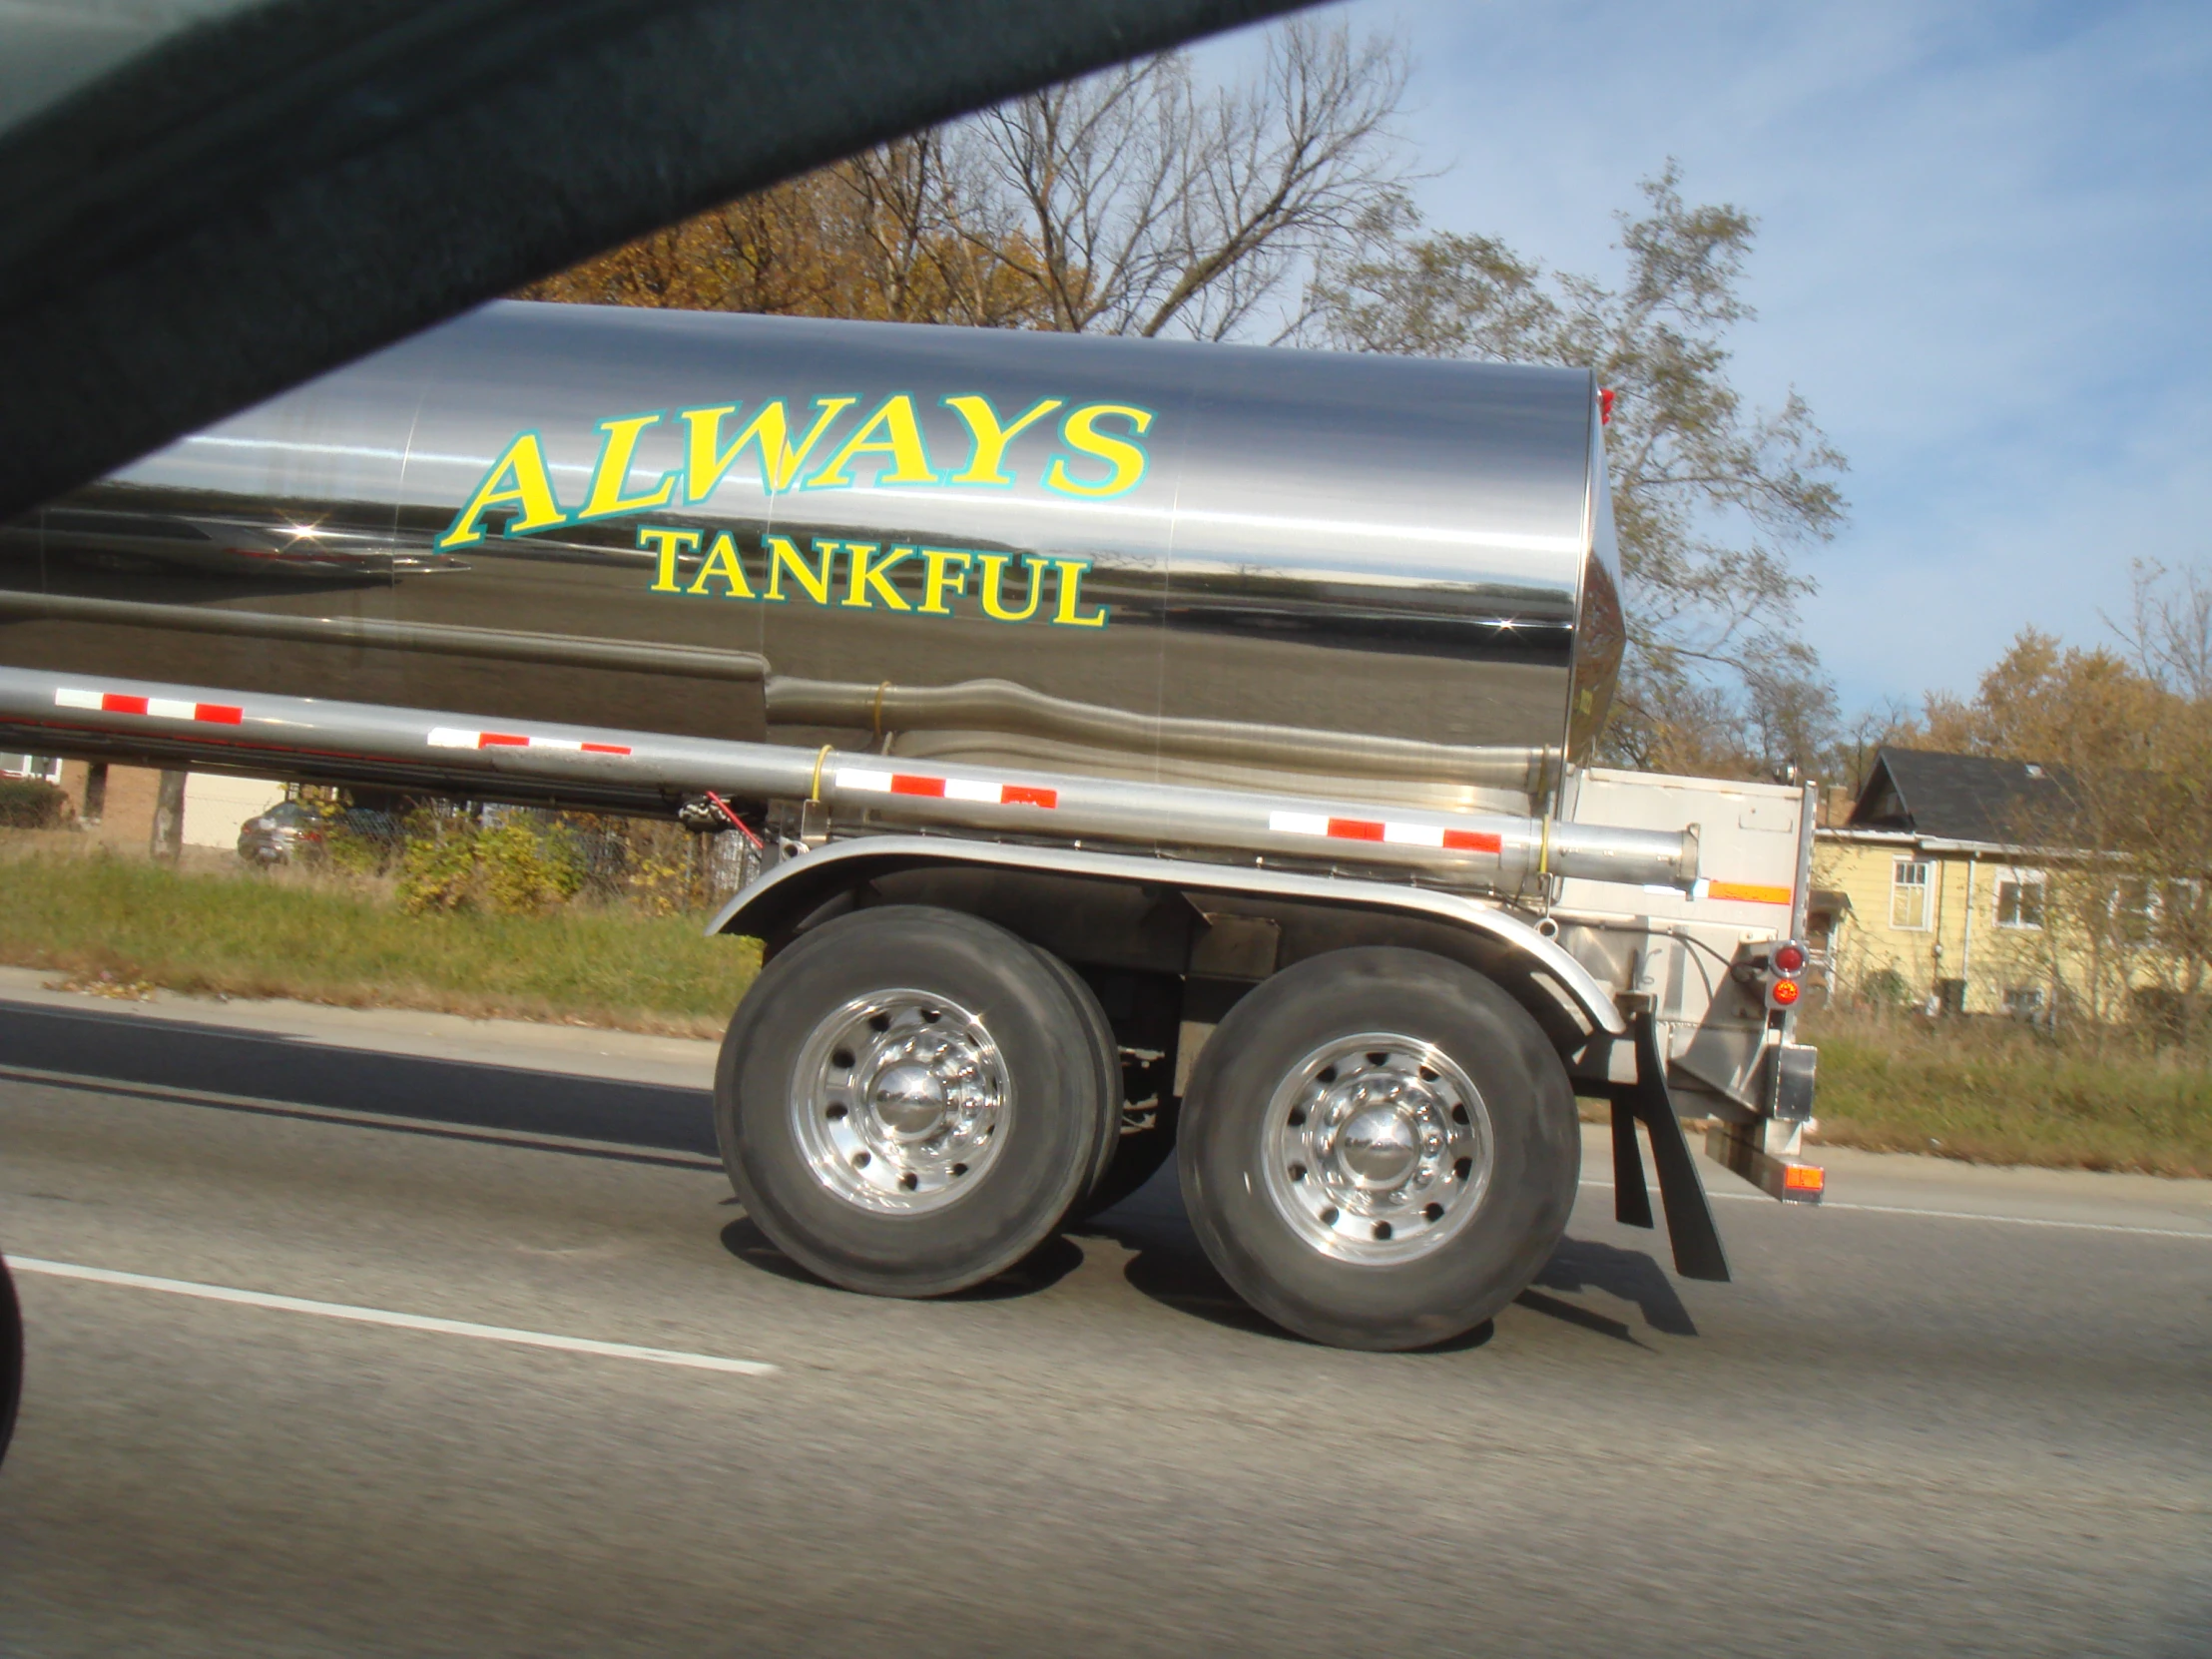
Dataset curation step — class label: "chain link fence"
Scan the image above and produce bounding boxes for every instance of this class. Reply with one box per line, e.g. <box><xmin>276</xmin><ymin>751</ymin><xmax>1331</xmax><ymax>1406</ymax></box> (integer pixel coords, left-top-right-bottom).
<box><xmin>288</xmin><ymin>789</ymin><xmax>762</xmax><ymax>916</ymax></box>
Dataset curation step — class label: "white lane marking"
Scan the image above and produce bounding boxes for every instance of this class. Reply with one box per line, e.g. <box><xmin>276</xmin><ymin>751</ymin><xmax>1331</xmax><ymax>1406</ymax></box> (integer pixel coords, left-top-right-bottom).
<box><xmin>1578</xmin><ymin>1179</ymin><xmax>2211</xmax><ymax>1240</ymax></box>
<box><xmin>9</xmin><ymin>1258</ymin><xmax>775</xmax><ymax>1376</ymax></box>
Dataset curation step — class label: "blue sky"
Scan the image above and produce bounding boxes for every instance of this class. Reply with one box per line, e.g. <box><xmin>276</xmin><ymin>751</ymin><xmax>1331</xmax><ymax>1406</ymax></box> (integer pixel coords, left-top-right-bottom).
<box><xmin>1208</xmin><ymin>1</ymin><xmax>2212</xmax><ymax>716</ymax></box>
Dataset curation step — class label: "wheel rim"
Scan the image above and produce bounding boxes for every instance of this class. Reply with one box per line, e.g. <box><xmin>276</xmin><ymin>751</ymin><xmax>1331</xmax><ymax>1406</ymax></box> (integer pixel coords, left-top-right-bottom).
<box><xmin>790</xmin><ymin>990</ymin><xmax>1011</xmax><ymax>1215</ymax></box>
<box><xmin>1257</xmin><ymin>1032</ymin><xmax>1493</xmax><ymax>1264</ymax></box>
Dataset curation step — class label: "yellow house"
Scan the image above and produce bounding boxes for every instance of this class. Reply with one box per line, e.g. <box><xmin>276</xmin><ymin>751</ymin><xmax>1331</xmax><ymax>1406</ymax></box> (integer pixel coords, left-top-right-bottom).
<box><xmin>1813</xmin><ymin>747</ymin><xmax>2072</xmax><ymax>1018</ymax></box>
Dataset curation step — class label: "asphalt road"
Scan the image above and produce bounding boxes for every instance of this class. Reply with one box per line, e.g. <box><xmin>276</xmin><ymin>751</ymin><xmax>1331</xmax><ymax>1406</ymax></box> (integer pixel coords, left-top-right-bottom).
<box><xmin>0</xmin><ymin>993</ymin><xmax>2207</xmax><ymax>1657</ymax></box>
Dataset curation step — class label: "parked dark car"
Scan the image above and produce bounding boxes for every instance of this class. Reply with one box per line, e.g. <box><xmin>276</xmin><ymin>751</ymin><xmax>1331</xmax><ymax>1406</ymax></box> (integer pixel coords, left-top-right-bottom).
<box><xmin>237</xmin><ymin>800</ymin><xmax>324</xmax><ymax>863</ymax></box>
<box><xmin>238</xmin><ymin>801</ymin><xmax>403</xmax><ymax>865</ymax></box>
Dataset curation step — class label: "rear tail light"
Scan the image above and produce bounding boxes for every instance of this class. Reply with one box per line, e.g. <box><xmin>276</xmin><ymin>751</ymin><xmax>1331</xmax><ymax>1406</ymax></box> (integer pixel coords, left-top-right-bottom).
<box><xmin>1764</xmin><ymin>937</ymin><xmax>1808</xmax><ymax>1012</ymax></box>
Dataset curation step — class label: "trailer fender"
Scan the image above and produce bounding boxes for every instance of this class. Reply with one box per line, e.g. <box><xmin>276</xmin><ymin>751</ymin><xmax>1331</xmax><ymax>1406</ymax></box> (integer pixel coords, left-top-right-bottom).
<box><xmin>705</xmin><ymin>835</ymin><xmax>1626</xmax><ymax>1038</ymax></box>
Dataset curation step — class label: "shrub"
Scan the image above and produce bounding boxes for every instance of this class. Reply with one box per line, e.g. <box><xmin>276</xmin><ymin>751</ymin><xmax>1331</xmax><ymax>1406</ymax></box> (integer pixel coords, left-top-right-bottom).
<box><xmin>0</xmin><ymin>778</ymin><xmax>73</xmax><ymax>830</ymax></box>
<box><xmin>396</xmin><ymin>813</ymin><xmax>583</xmax><ymax>916</ymax></box>
<box><xmin>1802</xmin><ymin>1004</ymin><xmax>2211</xmax><ymax>1176</ymax></box>
<box><xmin>480</xmin><ymin>822</ymin><xmax>584</xmax><ymax>914</ymax></box>
<box><xmin>1856</xmin><ymin>966</ymin><xmax>1911</xmax><ymax>1008</ymax></box>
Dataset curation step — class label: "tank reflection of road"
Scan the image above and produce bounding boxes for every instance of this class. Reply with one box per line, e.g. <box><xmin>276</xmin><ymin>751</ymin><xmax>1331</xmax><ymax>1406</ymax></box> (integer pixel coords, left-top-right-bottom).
<box><xmin>0</xmin><ymin>564</ymin><xmax>1562</xmax><ymax>807</ymax></box>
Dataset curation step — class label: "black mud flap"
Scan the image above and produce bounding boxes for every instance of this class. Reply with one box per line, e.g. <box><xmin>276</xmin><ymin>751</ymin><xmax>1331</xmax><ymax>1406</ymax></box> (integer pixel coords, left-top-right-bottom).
<box><xmin>1607</xmin><ymin>1011</ymin><xmax>1731</xmax><ymax>1283</ymax></box>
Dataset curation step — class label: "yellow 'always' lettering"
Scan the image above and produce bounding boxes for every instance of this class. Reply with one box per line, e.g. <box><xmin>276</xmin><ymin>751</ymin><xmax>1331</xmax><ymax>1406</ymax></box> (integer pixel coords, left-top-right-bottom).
<box><xmin>688</xmin><ymin>531</ymin><xmax>756</xmax><ymax>599</ymax></box>
<box><xmin>976</xmin><ymin>553</ymin><xmax>1049</xmax><ymax>622</ymax></box>
<box><xmin>764</xmin><ymin>536</ymin><xmax>835</xmax><ymax>605</ymax></box>
<box><xmin>841</xmin><ymin>545</ymin><xmax>914</xmax><ymax>611</ymax></box>
<box><xmin>578</xmin><ymin>414</ymin><xmax>676</xmax><ymax>521</ymax></box>
<box><xmin>437</xmin><ymin>432</ymin><xmax>568</xmax><ymax>548</ymax></box>
<box><xmin>941</xmin><ymin>396</ymin><xmax>1063</xmax><ymax>486</ymax></box>
<box><xmin>1044</xmin><ymin>403</ymin><xmax>1153</xmax><ymax>499</ymax></box>
<box><xmin>682</xmin><ymin>398</ymin><xmax>856</xmax><ymax>500</ymax></box>
<box><xmin>1050</xmin><ymin>559</ymin><xmax>1109</xmax><ymax>627</ymax></box>
<box><xmin>805</xmin><ymin>395</ymin><xmax>936</xmax><ymax>489</ymax></box>
<box><xmin>638</xmin><ymin>525</ymin><xmax>700</xmax><ymax>592</ymax></box>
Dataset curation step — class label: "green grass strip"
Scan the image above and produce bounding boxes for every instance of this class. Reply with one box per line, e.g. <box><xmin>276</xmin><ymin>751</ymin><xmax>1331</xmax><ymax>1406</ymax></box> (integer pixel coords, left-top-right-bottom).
<box><xmin>1802</xmin><ymin>1010</ymin><xmax>2211</xmax><ymax>1179</ymax></box>
<box><xmin>0</xmin><ymin>853</ymin><xmax>757</xmax><ymax>1038</ymax></box>
<box><xmin>0</xmin><ymin>854</ymin><xmax>2204</xmax><ymax>1176</ymax></box>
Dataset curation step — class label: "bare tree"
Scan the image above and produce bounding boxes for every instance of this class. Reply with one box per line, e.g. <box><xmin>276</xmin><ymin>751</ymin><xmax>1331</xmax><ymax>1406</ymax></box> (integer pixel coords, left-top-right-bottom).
<box><xmin>522</xmin><ymin>18</ymin><xmax>1414</xmax><ymax>345</ymax></box>
<box><xmin>961</xmin><ymin>19</ymin><xmax>1414</xmax><ymax>339</ymax></box>
<box><xmin>1309</xmin><ymin>166</ymin><xmax>1850</xmax><ymax>775</ymax></box>
<box><xmin>2113</xmin><ymin>558</ymin><xmax>2212</xmax><ymax>705</ymax></box>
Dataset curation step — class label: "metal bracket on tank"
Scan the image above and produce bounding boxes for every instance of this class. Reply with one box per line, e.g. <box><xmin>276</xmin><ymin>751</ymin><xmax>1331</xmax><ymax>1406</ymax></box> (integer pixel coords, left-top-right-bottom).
<box><xmin>1606</xmin><ymin>1008</ymin><xmax>1730</xmax><ymax>1283</ymax></box>
<box><xmin>766</xmin><ymin>797</ymin><xmax>830</xmax><ymax>851</ymax></box>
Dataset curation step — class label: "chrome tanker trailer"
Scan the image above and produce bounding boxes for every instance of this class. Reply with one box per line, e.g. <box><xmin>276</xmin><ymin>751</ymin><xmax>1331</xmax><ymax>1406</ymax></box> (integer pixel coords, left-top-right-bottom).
<box><xmin>0</xmin><ymin>300</ymin><xmax>1822</xmax><ymax>1350</ymax></box>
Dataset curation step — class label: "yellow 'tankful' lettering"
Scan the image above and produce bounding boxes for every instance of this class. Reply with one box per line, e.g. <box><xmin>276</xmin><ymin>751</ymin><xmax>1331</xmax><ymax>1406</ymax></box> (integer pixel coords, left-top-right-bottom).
<box><xmin>578</xmin><ymin>414</ymin><xmax>677</xmax><ymax>522</ymax></box>
<box><xmin>1050</xmin><ymin>559</ymin><xmax>1109</xmax><ymax>627</ymax></box>
<box><xmin>764</xmin><ymin>535</ymin><xmax>835</xmax><ymax>605</ymax></box>
<box><xmin>976</xmin><ymin>553</ymin><xmax>1049</xmax><ymax>623</ymax></box>
<box><xmin>841</xmin><ymin>544</ymin><xmax>914</xmax><ymax>610</ymax></box>
<box><xmin>638</xmin><ymin>525</ymin><xmax>700</xmax><ymax>592</ymax></box>
<box><xmin>1044</xmin><ymin>403</ymin><xmax>1153</xmax><ymax>499</ymax></box>
<box><xmin>919</xmin><ymin>549</ymin><xmax>971</xmax><ymax>615</ymax></box>
<box><xmin>805</xmin><ymin>394</ymin><xmax>936</xmax><ymax>489</ymax></box>
<box><xmin>941</xmin><ymin>396</ymin><xmax>1063</xmax><ymax>486</ymax></box>
<box><xmin>688</xmin><ymin>531</ymin><xmax>756</xmax><ymax>598</ymax></box>
<box><xmin>682</xmin><ymin>398</ymin><xmax>856</xmax><ymax>500</ymax></box>
<box><xmin>437</xmin><ymin>432</ymin><xmax>568</xmax><ymax>548</ymax></box>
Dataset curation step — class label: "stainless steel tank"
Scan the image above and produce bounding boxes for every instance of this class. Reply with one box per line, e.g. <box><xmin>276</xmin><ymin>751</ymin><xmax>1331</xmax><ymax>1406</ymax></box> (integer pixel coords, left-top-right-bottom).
<box><xmin>0</xmin><ymin>300</ymin><xmax>1623</xmax><ymax>816</ymax></box>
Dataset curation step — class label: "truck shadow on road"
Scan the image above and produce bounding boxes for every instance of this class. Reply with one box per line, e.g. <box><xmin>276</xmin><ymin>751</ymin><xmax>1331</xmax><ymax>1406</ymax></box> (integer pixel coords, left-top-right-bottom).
<box><xmin>1</xmin><ymin>997</ymin><xmax>1697</xmax><ymax>1349</ymax></box>
<box><xmin>1530</xmin><ymin>1240</ymin><xmax>1699</xmax><ymax>1340</ymax></box>
<box><xmin>723</xmin><ymin>1161</ymin><xmax>1702</xmax><ymax>1352</ymax></box>
<box><xmin>716</xmin><ymin>1215</ymin><xmax>1088</xmax><ymax>1300</ymax></box>
<box><xmin>1073</xmin><ymin>1172</ymin><xmax>1694</xmax><ymax>1351</ymax></box>
<box><xmin>0</xmin><ymin>1001</ymin><xmax>722</xmax><ymax>1160</ymax></box>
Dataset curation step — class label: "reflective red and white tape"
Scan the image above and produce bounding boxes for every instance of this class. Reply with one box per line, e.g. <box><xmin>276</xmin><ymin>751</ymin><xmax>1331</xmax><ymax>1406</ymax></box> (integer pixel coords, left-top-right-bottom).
<box><xmin>835</xmin><ymin>768</ymin><xmax>1058</xmax><ymax>810</ymax></box>
<box><xmin>1269</xmin><ymin>810</ymin><xmax>1504</xmax><ymax>854</ymax></box>
<box><xmin>427</xmin><ymin>728</ymin><xmax>632</xmax><ymax>756</ymax></box>
<box><xmin>56</xmin><ymin>688</ymin><xmax>243</xmax><ymax>725</ymax></box>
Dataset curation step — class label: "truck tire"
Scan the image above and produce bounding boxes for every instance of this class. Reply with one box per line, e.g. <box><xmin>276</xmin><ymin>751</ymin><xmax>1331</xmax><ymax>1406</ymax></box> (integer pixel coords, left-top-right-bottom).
<box><xmin>0</xmin><ymin>1252</ymin><xmax>20</xmax><ymax>1467</ymax></box>
<box><xmin>1177</xmin><ymin>947</ymin><xmax>1580</xmax><ymax>1351</ymax></box>
<box><xmin>717</xmin><ymin>906</ymin><xmax>1116</xmax><ymax>1298</ymax></box>
<box><xmin>1025</xmin><ymin>946</ymin><xmax>1126</xmax><ymax>1208</ymax></box>
<box><xmin>1073</xmin><ymin>1105</ymin><xmax>1178</xmax><ymax>1221</ymax></box>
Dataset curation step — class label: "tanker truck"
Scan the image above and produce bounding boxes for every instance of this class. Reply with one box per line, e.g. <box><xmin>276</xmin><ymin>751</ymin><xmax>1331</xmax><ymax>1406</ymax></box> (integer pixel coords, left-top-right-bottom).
<box><xmin>0</xmin><ymin>300</ymin><xmax>1824</xmax><ymax>1351</ymax></box>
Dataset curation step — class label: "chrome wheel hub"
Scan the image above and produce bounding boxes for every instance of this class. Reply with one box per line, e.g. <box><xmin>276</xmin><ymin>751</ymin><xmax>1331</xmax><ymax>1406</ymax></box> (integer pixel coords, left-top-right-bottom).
<box><xmin>792</xmin><ymin>991</ymin><xmax>1009</xmax><ymax>1214</ymax></box>
<box><xmin>1259</xmin><ymin>1033</ymin><xmax>1493</xmax><ymax>1264</ymax></box>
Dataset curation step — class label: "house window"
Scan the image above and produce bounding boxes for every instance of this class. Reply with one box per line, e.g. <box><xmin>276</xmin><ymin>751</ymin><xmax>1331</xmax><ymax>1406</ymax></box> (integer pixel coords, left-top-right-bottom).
<box><xmin>2163</xmin><ymin>879</ymin><xmax>2205</xmax><ymax>947</ymax></box>
<box><xmin>2003</xmin><ymin>985</ymin><xmax>2045</xmax><ymax>1018</ymax></box>
<box><xmin>1890</xmin><ymin>859</ymin><xmax>1931</xmax><ymax>930</ymax></box>
<box><xmin>2111</xmin><ymin>878</ymin><xmax>2155</xmax><ymax>944</ymax></box>
<box><xmin>1995</xmin><ymin>871</ymin><xmax>2044</xmax><ymax>930</ymax></box>
<box><xmin>0</xmin><ymin>753</ymin><xmax>59</xmax><ymax>784</ymax></box>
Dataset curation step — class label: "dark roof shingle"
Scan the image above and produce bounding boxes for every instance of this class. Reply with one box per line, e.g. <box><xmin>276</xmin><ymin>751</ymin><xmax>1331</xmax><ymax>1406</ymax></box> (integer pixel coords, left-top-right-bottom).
<box><xmin>1848</xmin><ymin>747</ymin><xmax>2079</xmax><ymax>847</ymax></box>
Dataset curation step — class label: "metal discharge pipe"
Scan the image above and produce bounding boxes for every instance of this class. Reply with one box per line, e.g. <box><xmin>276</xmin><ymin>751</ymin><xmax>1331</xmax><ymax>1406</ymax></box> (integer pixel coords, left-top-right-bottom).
<box><xmin>0</xmin><ymin>667</ymin><xmax>1696</xmax><ymax>892</ymax></box>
